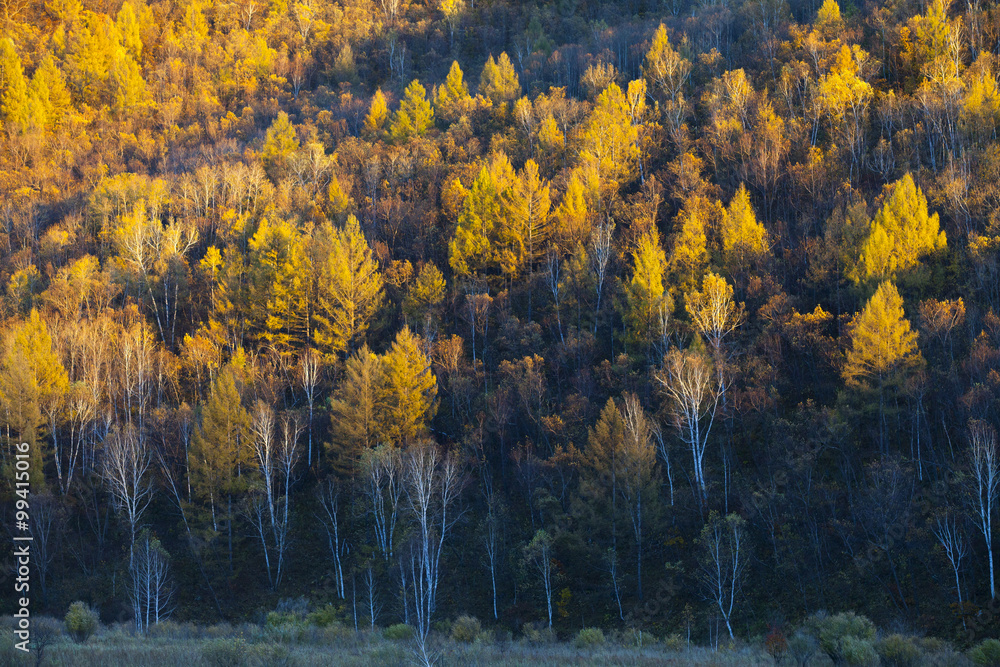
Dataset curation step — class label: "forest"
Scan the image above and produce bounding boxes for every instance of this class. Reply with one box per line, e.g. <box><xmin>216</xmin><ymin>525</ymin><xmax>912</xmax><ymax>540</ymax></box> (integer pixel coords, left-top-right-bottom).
<box><xmin>3</xmin><ymin>0</ymin><xmax>1000</xmax><ymax>662</ymax></box>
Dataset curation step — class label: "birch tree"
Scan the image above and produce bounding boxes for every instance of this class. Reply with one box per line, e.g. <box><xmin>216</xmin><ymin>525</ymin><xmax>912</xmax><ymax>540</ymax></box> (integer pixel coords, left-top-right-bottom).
<box><xmin>656</xmin><ymin>347</ymin><xmax>722</xmax><ymax>504</ymax></box>
<box><xmin>698</xmin><ymin>512</ymin><xmax>747</xmax><ymax>639</ymax></box>
<box><xmin>969</xmin><ymin>420</ymin><xmax>1000</xmax><ymax>599</ymax></box>
<box><xmin>405</xmin><ymin>441</ymin><xmax>463</xmax><ymax>661</ymax></box>
<box><xmin>317</xmin><ymin>477</ymin><xmax>347</xmax><ymax>599</ymax></box>
<box><xmin>524</xmin><ymin>528</ymin><xmax>554</xmax><ymax>628</ymax></box>
<box><xmin>932</xmin><ymin>514</ymin><xmax>968</xmax><ymax>625</ymax></box>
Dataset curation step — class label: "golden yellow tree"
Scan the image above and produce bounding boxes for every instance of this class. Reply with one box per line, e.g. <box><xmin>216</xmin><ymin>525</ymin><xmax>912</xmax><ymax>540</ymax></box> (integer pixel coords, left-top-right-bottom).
<box><xmin>818</xmin><ymin>44</ymin><xmax>874</xmax><ymax>181</ymax></box>
<box><xmin>391</xmin><ymin>79</ymin><xmax>435</xmax><ymax>142</ymax></box>
<box><xmin>579</xmin><ymin>82</ymin><xmax>641</xmax><ymax>198</ymax></box>
<box><xmin>190</xmin><ymin>360</ymin><xmax>252</xmax><ymax>529</ymax></box>
<box><xmin>434</xmin><ymin>61</ymin><xmax>474</xmax><ymax>123</ymax></box>
<box><xmin>720</xmin><ymin>184</ymin><xmax>770</xmax><ymax>272</ymax></box>
<box><xmin>378</xmin><ymin>326</ymin><xmax>438</xmax><ymax>445</ymax></box>
<box><xmin>365</xmin><ymin>88</ymin><xmax>389</xmax><ymax>136</ymax></box>
<box><xmin>621</xmin><ymin>228</ymin><xmax>672</xmax><ymax>357</ymax></box>
<box><xmin>479</xmin><ymin>52</ymin><xmax>520</xmax><ymax>108</ymax></box>
<box><xmin>843</xmin><ymin>281</ymin><xmax>924</xmax><ymax>451</ymax></box>
<box><xmin>855</xmin><ymin>173</ymin><xmax>946</xmax><ymax>284</ymax></box>
<box><xmin>0</xmin><ymin>310</ymin><xmax>69</xmax><ymax>486</ymax></box>
<box><xmin>313</xmin><ymin>216</ymin><xmax>384</xmax><ymax>357</ymax></box>
<box><xmin>328</xmin><ymin>345</ymin><xmax>384</xmax><ymax>476</ymax></box>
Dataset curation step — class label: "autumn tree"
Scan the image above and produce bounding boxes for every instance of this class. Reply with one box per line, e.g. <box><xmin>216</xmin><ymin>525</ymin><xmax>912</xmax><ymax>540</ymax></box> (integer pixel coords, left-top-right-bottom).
<box><xmin>245</xmin><ymin>218</ymin><xmax>308</xmax><ymax>349</ymax></box>
<box><xmin>578</xmin><ymin>82</ymin><xmax>641</xmax><ymax>200</ymax></box>
<box><xmin>379</xmin><ymin>326</ymin><xmax>438</xmax><ymax>445</ymax></box>
<box><xmin>403</xmin><ymin>262</ymin><xmax>447</xmax><ymax>328</ymax></box>
<box><xmin>0</xmin><ymin>310</ymin><xmax>69</xmax><ymax>486</ymax></box>
<box><xmin>479</xmin><ymin>52</ymin><xmax>519</xmax><ymax>109</ymax></box>
<box><xmin>365</xmin><ymin>89</ymin><xmax>389</xmax><ymax>137</ymax></box>
<box><xmin>621</xmin><ymin>228</ymin><xmax>671</xmax><ymax>359</ymax></box>
<box><xmin>190</xmin><ymin>360</ymin><xmax>252</xmax><ymax>532</ymax></box>
<box><xmin>854</xmin><ymin>174</ymin><xmax>946</xmax><ymax>284</ymax></box>
<box><xmin>720</xmin><ymin>185</ymin><xmax>770</xmax><ymax>273</ymax></box>
<box><xmin>657</xmin><ymin>346</ymin><xmax>722</xmax><ymax>505</ymax></box>
<box><xmin>843</xmin><ymin>281</ymin><xmax>924</xmax><ymax>452</ymax></box>
<box><xmin>0</xmin><ymin>38</ymin><xmax>29</xmax><ymax>129</ymax></box>
<box><xmin>261</xmin><ymin>112</ymin><xmax>300</xmax><ymax>180</ymax></box>
<box><xmin>449</xmin><ymin>153</ymin><xmax>515</xmax><ymax>279</ymax></box>
<box><xmin>818</xmin><ymin>44</ymin><xmax>874</xmax><ymax>181</ymax></box>
<box><xmin>502</xmin><ymin>159</ymin><xmax>551</xmax><ymax>315</ymax></box>
<box><xmin>434</xmin><ymin>61</ymin><xmax>474</xmax><ymax>124</ymax></box>
<box><xmin>312</xmin><ymin>216</ymin><xmax>384</xmax><ymax>357</ymax></box>
<box><xmin>686</xmin><ymin>272</ymin><xmax>745</xmax><ymax>367</ymax></box>
<box><xmin>391</xmin><ymin>79</ymin><xmax>434</xmax><ymax>142</ymax></box>
<box><xmin>328</xmin><ymin>345</ymin><xmax>383</xmax><ymax>476</ymax></box>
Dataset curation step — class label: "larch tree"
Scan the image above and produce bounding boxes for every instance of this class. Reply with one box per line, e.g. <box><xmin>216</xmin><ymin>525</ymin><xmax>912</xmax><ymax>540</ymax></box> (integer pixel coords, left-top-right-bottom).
<box><xmin>720</xmin><ymin>185</ymin><xmax>770</xmax><ymax>273</ymax></box>
<box><xmin>579</xmin><ymin>82</ymin><xmax>641</xmax><ymax>199</ymax></box>
<box><xmin>434</xmin><ymin>60</ymin><xmax>474</xmax><ymax>123</ymax></box>
<box><xmin>0</xmin><ymin>38</ymin><xmax>29</xmax><ymax>130</ymax></box>
<box><xmin>246</xmin><ymin>217</ymin><xmax>308</xmax><ymax>349</ymax></box>
<box><xmin>261</xmin><ymin>111</ymin><xmax>300</xmax><ymax>180</ymax></box>
<box><xmin>403</xmin><ymin>262</ymin><xmax>447</xmax><ymax>327</ymax></box>
<box><xmin>328</xmin><ymin>345</ymin><xmax>384</xmax><ymax>477</ymax></box>
<box><xmin>855</xmin><ymin>174</ymin><xmax>947</xmax><ymax>284</ymax></box>
<box><xmin>379</xmin><ymin>326</ymin><xmax>438</xmax><ymax>445</ymax></box>
<box><xmin>364</xmin><ymin>88</ymin><xmax>389</xmax><ymax>137</ymax></box>
<box><xmin>669</xmin><ymin>196</ymin><xmax>717</xmax><ymax>296</ymax></box>
<box><xmin>313</xmin><ymin>216</ymin><xmax>384</xmax><ymax>357</ymax></box>
<box><xmin>502</xmin><ymin>159</ymin><xmax>550</xmax><ymax>316</ymax></box>
<box><xmin>190</xmin><ymin>361</ymin><xmax>252</xmax><ymax>533</ymax></box>
<box><xmin>391</xmin><ymin>79</ymin><xmax>434</xmax><ymax>142</ymax></box>
<box><xmin>621</xmin><ymin>228</ymin><xmax>672</xmax><ymax>359</ymax></box>
<box><xmin>479</xmin><ymin>52</ymin><xmax>520</xmax><ymax>109</ymax></box>
<box><xmin>449</xmin><ymin>153</ymin><xmax>515</xmax><ymax>279</ymax></box>
<box><xmin>0</xmin><ymin>310</ymin><xmax>69</xmax><ymax>487</ymax></box>
<box><xmin>843</xmin><ymin>281</ymin><xmax>924</xmax><ymax>452</ymax></box>
<box><xmin>554</xmin><ymin>171</ymin><xmax>591</xmax><ymax>248</ymax></box>
<box><xmin>582</xmin><ymin>398</ymin><xmax>627</xmax><ymax>556</ymax></box>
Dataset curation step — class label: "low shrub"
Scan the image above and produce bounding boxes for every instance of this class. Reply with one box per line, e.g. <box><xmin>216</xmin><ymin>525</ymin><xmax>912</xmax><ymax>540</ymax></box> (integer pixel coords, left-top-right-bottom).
<box><xmin>574</xmin><ymin>627</ymin><xmax>606</xmax><ymax>648</ymax></box>
<box><xmin>251</xmin><ymin>643</ymin><xmax>297</xmax><ymax>667</ymax></box>
<box><xmin>65</xmin><ymin>601</ymin><xmax>99</xmax><ymax>643</ymax></box>
<box><xmin>201</xmin><ymin>637</ymin><xmax>249</xmax><ymax>667</ymax></box>
<box><xmin>876</xmin><ymin>634</ymin><xmax>923</xmax><ymax>667</ymax></box>
<box><xmin>451</xmin><ymin>615</ymin><xmax>481</xmax><ymax>643</ymax></box>
<box><xmin>382</xmin><ymin>623</ymin><xmax>415</xmax><ymax>641</ymax></box>
<box><xmin>305</xmin><ymin>604</ymin><xmax>340</xmax><ymax>628</ymax></box>
<box><xmin>788</xmin><ymin>630</ymin><xmax>819</xmax><ymax>667</ymax></box>
<box><xmin>805</xmin><ymin>611</ymin><xmax>877</xmax><ymax>665</ymax></box>
<box><xmin>522</xmin><ymin>622</ymin><xmax>556</xmax><ymax>644</ymax></box>
<box><xmin>970</xmin><ymin>638</ymin><xmax>1000</xmax><ymax>666</ymax></box>
<box><xmin>662</xmin><ymin>634</ymin><xmax>685</xmax><ymax>651</ymax></box>
<box><xmin>474</xmin><ymin>629</ymin><xmax>495</xmax><ymax>645</ymax></box>
<box><xmin>764</xmin><ymin>625</ymin><xmax>788</xmax><ymax>663</ymax></box>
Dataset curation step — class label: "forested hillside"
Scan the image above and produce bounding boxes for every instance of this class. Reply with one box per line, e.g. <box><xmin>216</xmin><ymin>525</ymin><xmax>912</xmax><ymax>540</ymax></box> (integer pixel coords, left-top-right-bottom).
<box><xmin>2</xmin><ymin>0</ymin><xmax>999</xmax><ymax>649</ymax></box>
